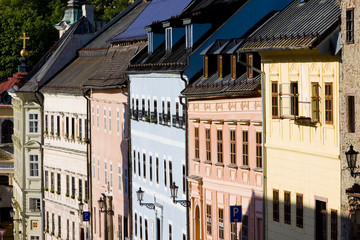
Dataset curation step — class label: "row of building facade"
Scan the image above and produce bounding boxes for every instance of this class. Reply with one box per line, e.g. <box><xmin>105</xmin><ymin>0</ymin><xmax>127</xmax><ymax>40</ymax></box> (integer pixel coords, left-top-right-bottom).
<box><xmin>7</xmin><ymin>0</ymin><xmax>360</xmax><ymax>239</ymax></box>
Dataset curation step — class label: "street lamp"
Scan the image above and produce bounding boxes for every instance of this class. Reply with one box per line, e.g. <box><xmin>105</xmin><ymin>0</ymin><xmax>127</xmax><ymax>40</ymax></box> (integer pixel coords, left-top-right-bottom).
<box><xmin>346</xmin><ymin>145</ymin><xmax>359</xmax><ymax>177</ymax></box>
<box><xmin>78</xmin><ymin>201</ymin><xmax>84</xmax><ymax>215</ymax></box>
<box><xmin>136</xmin><ymin>187</ymin><xmax>155</xmax><ymax>210</ymax></box>
<box><xmin>98</xmin><ymin>196</ymin><xmax>114</xmax><ymax>215</ymax></box>
<box><xmin>170</xmin><ymin>182</ymin><xmax>190</xmax><ymax>207</ymax></box>
<box><xmin>10</xmin><ymin>209</ymin><xmax>21</xmax><ymax>222</ymax></box>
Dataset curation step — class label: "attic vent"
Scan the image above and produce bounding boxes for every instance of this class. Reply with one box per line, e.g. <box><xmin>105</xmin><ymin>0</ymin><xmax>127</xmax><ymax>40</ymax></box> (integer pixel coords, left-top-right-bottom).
<box><xmin>299</xmin><ymin>0</ymin><xmax>308</xmax><ymax>3</ymax></box>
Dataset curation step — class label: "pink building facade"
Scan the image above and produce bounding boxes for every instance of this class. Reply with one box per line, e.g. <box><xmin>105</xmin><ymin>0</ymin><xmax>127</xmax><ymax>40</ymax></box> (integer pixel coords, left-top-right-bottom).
<box><xmin>182</xmin><ymin>42</ymin><xmax>263</xmax><ymax>240</ymax></box>
<box><xmin>89</xmin><ymin>89</ymin><xmax>129</xmax><ymax>240</ymax></box>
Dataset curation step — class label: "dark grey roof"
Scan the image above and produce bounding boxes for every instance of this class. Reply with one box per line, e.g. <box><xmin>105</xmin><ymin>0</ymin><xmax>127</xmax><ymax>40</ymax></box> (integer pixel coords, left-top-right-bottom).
<box><xmin>238</xmin><ymin>0</ymin><xmax>340</xmax><ymax>51</ymax></box>
<box><xmin>182</xmin><ymin>72</ymin><xmax>260</xmax><ymax>97</ymax></box>
<box><xmin>200</xmin><ymin>39</ymin><xmax>243</xmax><ymax>55</ymax></box>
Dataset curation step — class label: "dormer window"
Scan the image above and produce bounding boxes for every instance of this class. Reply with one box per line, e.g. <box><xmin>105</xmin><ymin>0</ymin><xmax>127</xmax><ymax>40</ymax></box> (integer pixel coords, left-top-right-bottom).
<box><xmin>185</xmin><ymin>24</ymin><xmax>193</xmax><ymax>49</ymax></box>
<box><xmin>165</xmin><ymin>27</ymin><xmax>172</xmax><ymax>51</ymax></box>
<box><xmin>231</xmin><ymin>55</ymin><xmax>236</xmax><ymax>79</ymax></box>
<box><xmin>148</xmin><ymin>32</ymin><xmax>154</xmax><ymax>53</ymax></box>
<box><xmin>247</xmin><ymin>53</ymin><xmax>253</xmax><ymax>78</ymax></box>
<box><xmin>203</xmin><ymin>56</ymin><xmax>208</xmax><ymax>77</ymax></box>
<box><xmin>218</xmin><ymin>55</ymin><xmax>223</xmax><ymax>78</ymax></box>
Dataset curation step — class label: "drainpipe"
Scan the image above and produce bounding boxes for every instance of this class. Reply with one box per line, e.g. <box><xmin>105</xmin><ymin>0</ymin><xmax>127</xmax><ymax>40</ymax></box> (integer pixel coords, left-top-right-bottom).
<box><xmin>82</xmin><ymin>89</ymin><xmax>92</xmax><ymax>240</ymax></box>
<box><xmin>34</xmin><ymin>88</ymin><xmax>44</xmax><ymax>240</ymax></box>
<box><xmin>237</xmin><ymin>58</ymin><xmax>266</xmax><ymax>240</ymax></box>
<box><xmin>126</xmin><ymin>77</ymin><xmax>133</xmax><ymax>240</ymax></box>
<box><xmin>179</xmin><ymin>71</ymin><xmax>190</xmax><ymax>240</ymax></box>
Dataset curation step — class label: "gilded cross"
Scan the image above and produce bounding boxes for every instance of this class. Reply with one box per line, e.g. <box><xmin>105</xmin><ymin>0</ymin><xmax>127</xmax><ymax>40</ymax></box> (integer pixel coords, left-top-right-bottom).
<box><xmin>19</xmin><ymin>32</ymin><xmax>30</xmax><ymax>49</ymax></box>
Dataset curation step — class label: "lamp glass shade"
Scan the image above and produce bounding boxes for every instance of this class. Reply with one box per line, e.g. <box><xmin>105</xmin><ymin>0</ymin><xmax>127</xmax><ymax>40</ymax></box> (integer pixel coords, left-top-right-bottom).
<box><xmin>346</xmin><ymin>145</ymin><xmax>359</xmax><ymax>171</ymax></box>
<box><xmin>136</xmin><ymin>187</ymin><xmax>144</xmax><ymax>202</ymax></box>
<box><xmin>78</xmin><ymin>202</ymin><xmax>84</xmax><ymax>212</ymax></box>
<box><xmin>170</xmin><ymin>182</ymin><xmax>179</xmax><ymax>199</ymax></box>
<box><xmin>9</xmin><ymin>209</ymin><xmax>14</xmax><ymax>218</ymax></box>
<box><xmin>98</xmin><ymin>198</ymin><xmax>105</xmax><ymax>210</ymax></box>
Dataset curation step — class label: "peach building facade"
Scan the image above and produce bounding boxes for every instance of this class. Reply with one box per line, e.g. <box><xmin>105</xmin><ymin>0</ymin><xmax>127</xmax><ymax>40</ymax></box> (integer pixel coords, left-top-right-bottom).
<box><xmin>187</xmin><ymin>97</ymin><xmax>263</xmax><ymax>240</ymax></box>
<box><xmin>90</xmin><ymin>89</ymin><xmax>129</xmax><ymax>240</ymax></box>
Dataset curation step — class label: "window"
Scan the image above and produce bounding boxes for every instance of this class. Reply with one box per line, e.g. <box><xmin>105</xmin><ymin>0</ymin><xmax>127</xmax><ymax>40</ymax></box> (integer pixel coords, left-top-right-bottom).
<box><xmin>51</xmin><ymin>172</ymin><xmax>54</xmax><ymax>190</ymax></box>
<box><xmin>242</xmin><ymin>131</ymin><xmax>248</xmax><ymax>166</ymax></box>
<box><xmin>29</xmin><ymin>113</ymin><xmax>38</xmax><ymax>133</ymax></box>
<box><xmin>71</xmin><ymin>176</ymin><xmax>75</xmax><ymax>196</ymax></box>
<box><xmin>46</xmin><ymin>212</ymin><xmax>49</xmax><ymax>230</ymax></box>
<box><xmin>242</xmin><ymin>215</ymin><xmax>248</xmax><ymax>240</ymax></box>
<box><xmin>133</xmin><ymin>150</ymin><xmax>136</xmax><ymax>174</ymax></box>
<box><xmin>58</xmin><ymin>216</ymin><xmax>61</xmax><ymax>236</ymax></box>
<box><xmin>29</xmin><ymin>198</ymin><xmax>40</xmax><ymax>211</ymax></box>
<box><xmin>290</xmin><ymin>82</ymin><xmax>299</xmax><ymax>116</ymax></box>
<box><xmin>206</xmin><ymin>205</ymin><xmax>212</xmax><ymax>235</ymax></box>
<box><xmin>73</xmin><ymin>221</ymin><xmax>76</xmax><ymax>239</ymax></box>
<box><xmin>296</xmin><ymin>194</ymin><xmax>303</xmax><ymax>228</ymax></box>
<box><xmin>98</xmin><ymin>211</ymin><xmax>101</xmax><ymax>237</ymax></box>
<box><xmin>167</xmin><ymin>101</ymin><xmax>171</xmax><ymax>123</ymax></box>
<box><xmin>284</xmin><ymin>191</ymin><xmax>291</xmax><ymax>224</ymax></box>
<box><xmin>182</xmin><ymin>165</ymin><xmax>186</xmax><ymax>194</ymax></box>
<box><xmin>331</xmin><ymin>210</ymin><xmax>337</xmax><ymax>240</ymax></box>
<box><xmin>148</xmin><ymin>99</ymin><xmax>151</xmax><ymax>118</ymax></box>
<box><xmin>109</xmin><ymin>108</ymin><xmax>112</xmax><ymax>131</ymax></box>
<box><xmin>45</xmin><ymin>170</ymin><xmax>48</xmax><ymax>189</ymax></box>
<box><xmin>150</xmin><ymin>156</ymin><xmax>153</xmax><ymax>182</ymax></box>
<box><xmin>348</xmin><ymin>96</ymin><xmax>355</xmax><ymax>133</ymax></box>
<box><xmin>140</xmin><ymin>216</ymin><xmax>143</xmax><ymax>240</ymax></box>
<box><xmin>169</xmin><ymin>161</ymin><xmax>173</xmax><ymax>185</ymax></box>
<box><xmin>154</xmin><ymin>100</ymin><xmax>158</xmax><ymax>123</ymax></box>
<box><xmin>136</xmin><ymin>99</ymin><xmax>139</xmax><ymax>118</ymax></box>
<box><xmin>138</xmin><ymin>152</ymin><xmax>141</xmax><ymax>177</ymax></box>
<box><xmin>247</xmin><ymin>54</ymin><xmax>253</xmax><ymax>78</ymax></box>
<box><xmin>105</xmin><ymin>161</ymin><xmax>108</xmax><ymax>185</ymax></box>
<box><xmin>143</xmin><ymin>154</ymin><xmax>146</xmax><ymax>179</ymax></box>
<box><xmin>164</xmin><ymin>159</ymin><xmax>167</xmax><ymax>187</ymax></box>
<box><xmin>162</xmin><ymin>101</ymin><xmax>165</xmax><ymax>123</ymax></box>
<box><xmin>217</xmin><ymin>130</ymin><xmax>223</xmax><ymax>163</ymax></box>
<box><xmin>135</xmin><ymin>213</ymin><xmax>138</xmax><ymax>236</ymax></box>
<box><xmin>165</xmin><ymin>27</ymin><xmax>172</xmax><ymax>50</ymax></box>
<box><xmin>273</xmin><ymin>190</ymin><xmax>279</xmax><ymax>222</ymax></box>
<box><xmin>85</xmin><ymin>180</ymin><xmax>88</xmax><ymax>200</ymax></box>
<box><xmin>118</xmin><ymin>165</ymin><xmax>122</xmax><ymax>191</ymax></box>
<box><xmin>104</xmin><ymin>108</ymin><xmax>107</xmax><ymax>131</ymax></box>
<box><xmin>346</xmin><ymin>8</ymin><xmax>354</xmax><ymax>44</ymax></box>
<box><xmin>97</xmin><ymin>158</ymin><xmax>100</xmax><ymax>181</ymax></box>
<box><xmin>67</xmin><ymin>219</ymin><xmax>70</xmax><ymax>238</ymax></box>
<box><xmin>71</xmin><ymin>117</ymin><xmax>75</xmax><ymax>138</ymax></box>
<box><xmin>52</xmin><ymin>213</ymin><xmax>55</xmax><ymax>234</ymax></box>
<box><xmin>194</xmin><ymin>127</ymin><xmax>199</xmax><ymax>159</ymax></box>
<box><xmin>218</xmin><ymin>55</ymin><xmax>223</xmax><ymax>78</ymax></box>
<box><xmin>57</xmin><ymin>173</ymin><xmax>61</xmax><ymax>193</ymax></box>
<box><xmin>218</xmin><ymin>208</ymin><xmax>224</xmax><ymax>240</ymax></box>
<box><xmin>169</xmin><ymin>224</ymin><xmax>172</xmax><ymax>240</ymax></box>
<box><xmin>145</xmin><ymin>219</ymin><xmax>148</xmax><ymax>240</ymax></box>
<box><xmin>156</xmin><ymin>157</ymin><xmax>159</xmax><ymax>184</ymax></box>
<box><xmin>96</xmin><ymin>106</ymin><xmax>99</xmax><ymax>128</ymax></box>
<box><xmin>29</xmin><ymin>155</ymin><xmax>39</xmax><ymax>177</ymax></box>
<box><xmin>148</xmin><ymin>32</ymin><xmax>153</xmax><ymax>53</ymax></box>
<box><xmin>312</xmin><ymin>83</ymin><xmax>320</xmax><ymax>122</ymax></box>
<box><xmin>325</xmin><ymin>83</ymin><xmax>333</xmax><ymax>124</ymax></box>
<box><xmin>124</xmin><ymin>216</ymin><xmax>128</xmax><ymax>238</ymax></box>
<box><xmin>206</xmin><ymin>129</ymin><xmax>211</xmax><ymax>161</ymax></box>
<box><xmin>79</xmin><ymin>179</ymin><xmax>82</xmax><ymax>198</ymax></box>
<box><xmin>66</xmin><ymin>117</ymin><xmax>69</xmax><ymax>136</ymax></box>
<box><xmin>57</xmin><ymin>116</ymin><xmax>60</xmax><ymax>135</ymax></box>
<box><xmin>230</xmin><ymin>130</ymin><xmax>236</xmax><ymax>164</ymax></box>
<box><xmin>204</xmin><ymin>56</ymin><xmax>208</xmax><ymax>77</ymax></box>
<box><xmin>92</xmin><ymin>107</ymin><xmax>94</xmax><ymax>127</ymax></box>
<box><xmin>110</xmin><ymin>163</ymin><xmax>113</xmax><ymax>188</ymax></box>
<box><xmin>51</xmin><ymin>115</ymin><xmax>54</xmax><ymax>134</ymax></box>
<box><xmin>256</xmin><ymin>132</ymin><xmax>262</xmax><ymax>168</ymax></box>
<box><xmin>142</xmin><ymin>99</ymin><xmax>145</xmax><ymax>119</ymax></box>
<box><xmin>44</xmin><ymin>114</ymin><xmax>49</xmax><ymax>134</ymax></box>
<box><xmin>231</xmin><ymin>223</ymin><xmax>237</xmax><ymax>240</ymax></box>
<box><xmin>117</xmin><ymin>109</ymin><xmax>120</xmax><ymax>134</ymax></box>
<box><xmin>185</xmin><ymin>24</ymin><xmax>193</xmax><ymax>48</ymax></box>
<box><xmin>231</xmin><ymin>55</ymin><xmax>236</xmax><ymax>78</ymax></box>
<box><xmin>118</xmin><ymin>215</ymin><xmax>122</xmax><ymax>240</ymax></box>
<box><xmin>66</xmin><ymin>175</ymin><xmax>69</xmax><ymax>194</ymax></box>
<box><xmin>272</xmin><ymin>82</ymin><xmax>279</xmax><ymax>118</ymax></box>
<box><xmin>30</xmin><ymin>237</ymin><xmax>40</xmax><ymax>240</ymax></box>
<box><xmin>93</xmin><ymin>157</ymin><xmax>95</xmax><ymax>179</ymax></box>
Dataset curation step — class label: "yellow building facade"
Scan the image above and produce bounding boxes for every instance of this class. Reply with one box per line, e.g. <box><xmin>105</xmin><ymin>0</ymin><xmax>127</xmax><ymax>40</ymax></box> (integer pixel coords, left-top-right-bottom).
<box><xmin>262</xmin><ymin>50</ymin><xmax>340</xmax><ymax>239</ymax></box>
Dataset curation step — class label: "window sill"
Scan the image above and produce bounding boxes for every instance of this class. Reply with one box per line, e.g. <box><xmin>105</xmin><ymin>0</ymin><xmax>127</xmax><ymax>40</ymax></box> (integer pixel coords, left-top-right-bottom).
<box><xmin>239</xmin><ymin>165</ymin><xmax>250</xmax><ymax>170</ymax></box>
<box><xmin>253</xmin><ymin>167</ymin><xmax>263</xmax><ymax>173</ymax></box>
<box><xmin>203</xmin><ymin>160</ymin><xmax>212</xmax><ymax>165</ymax></box>
<box><xmin>192</xmin><ymin>158</ymin><xmax>200</xmax><ymax>162</ymax></box>
<box><xmin>227</xmin><ymin>164</ymin><xmax>238</xmax><ymax>169</ymax></box>
<box><xmin>214</xmin><ymin>162</ymin><xmax>224</xmax><ymax>167</ymax></box>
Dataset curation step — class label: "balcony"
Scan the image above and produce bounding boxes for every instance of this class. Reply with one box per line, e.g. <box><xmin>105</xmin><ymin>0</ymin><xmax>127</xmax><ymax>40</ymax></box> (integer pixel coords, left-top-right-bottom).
<box><xmin>150</xmin><ymin>112</ymin><xmax>157</xmax><ymax>124</ymax></box>
<box><xmin>131</xmin><ymin>109</ymin><xmax>138</xmax><ymax>121</ymax></box>
<box><xmin>172</xmin><ymin>115</ymin><xmax>185</xmax><ymax>129</ymax></box>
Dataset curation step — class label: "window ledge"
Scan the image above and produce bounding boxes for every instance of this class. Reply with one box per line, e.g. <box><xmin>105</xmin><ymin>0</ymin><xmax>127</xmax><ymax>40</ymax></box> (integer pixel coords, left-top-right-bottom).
<box><xmin>192</xmin><ymin>158</ymin><xmax>200</xmax><ymax>162</ymax></box>
<box><xmin>203</xmin><ymin>160</ymin><xmax>212</xmax><ymax>165</ymax></box>
<box><xmin>253</xmin><ymin>167</ymin><xmax>263</xmax><ymax>173</ymax></box>
<box><xmin>214</xmin><ymin>162</ymin><xmax>224</xmax><ymax>167</ymax></box>
<box><xmin>227</xmin><ymin>164</ymin><xmax>238</xmax><ymax>169</ymax></box>
<box><xmin>239</xmin><ymin>165</ymin><xmax>250</xmax><ymax>170</ymax></box>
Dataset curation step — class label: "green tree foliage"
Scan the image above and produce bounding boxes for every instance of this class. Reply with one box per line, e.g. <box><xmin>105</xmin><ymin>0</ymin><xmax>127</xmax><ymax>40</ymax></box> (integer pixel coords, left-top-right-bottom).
<box><xmin>88</xmin><ymin>0</ymin><xmax>130</xmax><ymax>21</ymax></box>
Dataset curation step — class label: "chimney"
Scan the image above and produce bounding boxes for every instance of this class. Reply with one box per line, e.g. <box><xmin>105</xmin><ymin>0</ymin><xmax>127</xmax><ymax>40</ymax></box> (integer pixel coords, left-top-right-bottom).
<box><xmin>82</xmin><ymin>5</ymin><xmax>95</xmax><ymax>26</ymax></box>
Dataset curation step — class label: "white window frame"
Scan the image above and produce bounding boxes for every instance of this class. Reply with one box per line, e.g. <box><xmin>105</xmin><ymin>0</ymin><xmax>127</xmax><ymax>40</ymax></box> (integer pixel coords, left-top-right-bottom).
<box><xmin>93</xmin><ymin>156</ymin><xmax>96</xmax><ymax>179</ymax></box>
<box><xmin>109</xmin><ymin>107</ymin><xmax>112</xmax><ymax>132</ymax></box>
<box><xmin>185</xmin><ymin>24</ymin><xmax>193</xmax><ymax>48</ymax></box>
<box><xmin>96</xmin><ymin>106</ymin><xmax>99</xmax><ymax>128</ymax></box>
<box><xmin>104</xmin><ymin>108</ymin><xmax>107</xmax><ymax>131</ymax></box>
<box><xmin>110</xmin><ymin>162</ymin><xmax>113</xmax><ymax>188</ymax></box>
<box><xmin>30</xmin><ymin>236</ymin><xmax>40</xmax><ymax>240</ymax></box>
<box><xmin>117</xmin><ymin>108</ymin><xmax>120</xmax><ymax>135</ymax></box>
<box><xmin>97</xmin><ymin>158</ymin><xmax>100</xmax><ymax>182</ymax></box>
<box><xmin>148</xmin><ymin>32</ymin><xmax>154</xmax><ymax>53</ymax></box>
<box><xmin>29</xmin><ymin>198</ymin><xmax>41</xmax><ymax>211</ymax></box>
<box><xmin>165</xmin><ymin>27</ymin><xmax>173</xmax><ymax>51</ymax></box>
<box><xmin>29</xmin><ymin>154</ymin><xmax>39</xmax><ymax>177</ymax></box>
<box><xmin>29</xmin><ymin>113</ymin><xmax>39</xmax><ymax>133</ymax></box>
<box><xmin>118</xmin><ymin>164</ymin><xmax>122</xmax><ymax>191</ymax></box>
<box><xmin>105</xmin><ymin>160</ymin><xmax>108</xmax><ymax>185</ymax></box>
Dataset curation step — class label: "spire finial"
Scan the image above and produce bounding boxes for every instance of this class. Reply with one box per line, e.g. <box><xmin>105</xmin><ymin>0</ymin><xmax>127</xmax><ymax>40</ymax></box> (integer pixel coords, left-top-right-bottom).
<box><xmin>19</xmin><ymin>32</ymin><xmax>30</xmax><ymax>57</ymax></box>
